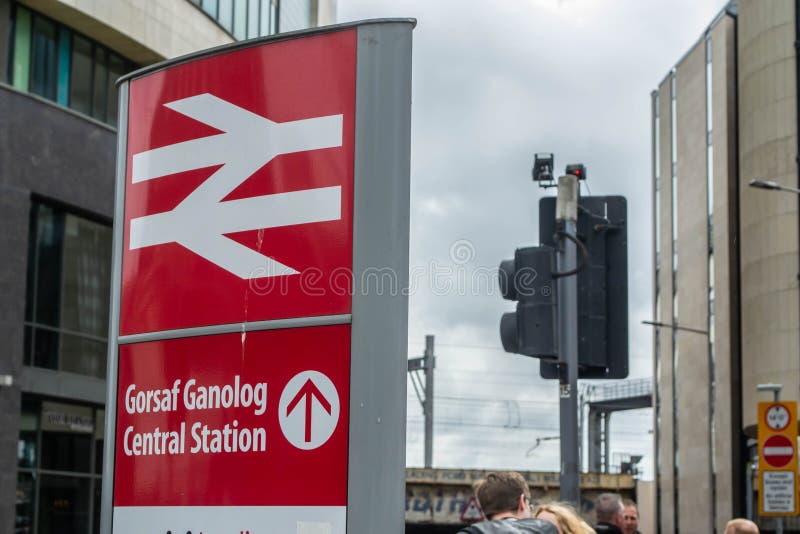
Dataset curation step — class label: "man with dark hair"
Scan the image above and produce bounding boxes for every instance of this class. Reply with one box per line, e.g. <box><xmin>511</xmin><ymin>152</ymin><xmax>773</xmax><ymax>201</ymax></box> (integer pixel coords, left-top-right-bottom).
<box><xmin>458</xmin><ymin>472</ymin><xmax>558</xmax><ymax>534</ymax></box>
<box><xmin>594</xmin><ymin>493</ymin><xmax>624</xmax><ymax>534</ymax></box>
<box><xmin>621</xmin><ymin>499</ymin><xmax>640</xmax><ymax>534</ymax></box>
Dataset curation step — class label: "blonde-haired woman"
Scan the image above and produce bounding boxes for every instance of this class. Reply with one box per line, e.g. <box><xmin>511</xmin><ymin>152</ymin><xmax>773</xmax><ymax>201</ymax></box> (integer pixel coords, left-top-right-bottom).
<box><xmin>533</xmin><ymin>501</ymin><xmax>596</xmax><ymax>534</ymax></box>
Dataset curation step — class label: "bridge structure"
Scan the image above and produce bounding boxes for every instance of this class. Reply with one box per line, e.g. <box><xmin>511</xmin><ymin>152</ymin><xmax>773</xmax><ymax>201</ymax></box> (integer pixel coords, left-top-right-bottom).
<box><xmin>404</xmin><ymin>467</ymin><xmax>635</xmax><ymax>532</ymax></box>
<box><xmin>583</xmin><ymin>377</ymin><xmax>653</xmax><ymax>474</ymax></box>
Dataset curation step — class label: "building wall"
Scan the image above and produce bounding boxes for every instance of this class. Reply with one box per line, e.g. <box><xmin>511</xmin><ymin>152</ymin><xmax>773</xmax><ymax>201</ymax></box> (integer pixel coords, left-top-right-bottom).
<box><xmin>653</xmin><ymin>10</ymin><xmax>739</xmax><ymax>533</ymax></box>
<box><xmin>655</xmin><ymin>74</ymin><xmax>676</xmax><ymax>534</ymax></box>
<box><xmin>17</xmin><ymin>0</ymin><xmax>234</xmax><ymax>64</ymax></box>
<box><xmin>0</xmin><ymin>84</ymin><xmax>116</xmax><ymax>533</ymax></box>
<box><xmin>674</xmin><ymin>40</ymin><xmax>714</xmax><ymax>534</ymax></box>
<box><xmin>738</xmin><ymin>0</ymin><xmax>799</xmax><ymax>428</ymax></box>
<box><xmin>636</xmin><ymin>480</ymin><xmax>656</xmax><ymax>534</ymax></box>
<box><xmin>709</xmin><ymin>15</ymin><xmax>741</xmax><ymax>534</ymax></box>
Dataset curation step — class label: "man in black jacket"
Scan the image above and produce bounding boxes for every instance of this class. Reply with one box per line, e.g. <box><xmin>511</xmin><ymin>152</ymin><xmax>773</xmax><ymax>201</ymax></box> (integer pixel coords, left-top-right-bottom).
<box><xmin>457</xmin><ymin>472</ymin><xmax>558</xmax><ymax>534</ymax></box>
<box><xmin>594</xmin><ymin>493</ymin><xmax>624</xmax><ymax>534</ymax></box>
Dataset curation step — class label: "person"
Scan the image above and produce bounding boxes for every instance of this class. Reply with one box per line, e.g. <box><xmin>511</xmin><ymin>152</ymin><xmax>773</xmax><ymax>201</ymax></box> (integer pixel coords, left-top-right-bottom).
<box><xmin>724</xmin><ymin>518</ymin><xmax>759</xmax><ymax>534</ymax></box>
<box><xmin>620</xmin><ymin>499</ymin><xmax>640</xmax><ymax>534</ymax></box>
<box><xmin>457</xmin><ymin>471</ymin><xmax>559</xmax><ymax>534</ymax></box>
<box><xmin>533</xmin><ymin>501</ymin><xmax>596</xmax><ymax>534</ymax></box>
<box><xmin>593</xmin><ymin>493</ymin><xmax>624</xmax><ymax>534</ymax></box>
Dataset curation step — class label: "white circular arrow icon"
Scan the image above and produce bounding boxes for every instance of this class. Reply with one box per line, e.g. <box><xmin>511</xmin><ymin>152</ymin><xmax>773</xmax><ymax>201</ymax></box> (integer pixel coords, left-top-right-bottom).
<box><xmin>279</xmin><ymin>371</ymin><xmax>340</xmax><ymax>450</ymax></box>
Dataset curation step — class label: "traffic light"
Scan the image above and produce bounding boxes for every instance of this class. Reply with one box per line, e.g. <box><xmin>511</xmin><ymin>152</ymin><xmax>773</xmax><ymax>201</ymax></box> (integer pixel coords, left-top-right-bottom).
<box><xmin>538</xmin><ymin>196</ymin><xmax>628</xmax><ymax>379</ymax></box>
<box><xmin>565</xmin><ymin>163</ymin><xmax>586</xmax><ymax>181</ymax></box>
<box><xmin>498</xmin><ymin>246</ymin><xmax>557</xmax><ymax>358</ymax></box>
<box><xmin>532</xmin><ymin>153</ymin><xmax>555</xmax><ymax>182</ymax></box>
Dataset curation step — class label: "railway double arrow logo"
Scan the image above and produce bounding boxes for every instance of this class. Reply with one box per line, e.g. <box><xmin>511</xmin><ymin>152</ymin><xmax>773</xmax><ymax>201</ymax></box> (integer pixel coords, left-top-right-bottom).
<box><xmin>129</xmin><ymin>93</ymin><xmax>343</xmax><ymax>279</ymax></box>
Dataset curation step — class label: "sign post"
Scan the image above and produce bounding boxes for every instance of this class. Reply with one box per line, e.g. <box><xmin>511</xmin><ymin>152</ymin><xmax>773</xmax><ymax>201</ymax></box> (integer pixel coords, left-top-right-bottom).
<box><xmin>758</xmin><ymin>397</ymin><xmax>799</xmax><ymax>527</ymax></box>
<box><xmin>100</xmin><ymin>20</ymin><xmax>413</xmax><ymax>534</ymax></box>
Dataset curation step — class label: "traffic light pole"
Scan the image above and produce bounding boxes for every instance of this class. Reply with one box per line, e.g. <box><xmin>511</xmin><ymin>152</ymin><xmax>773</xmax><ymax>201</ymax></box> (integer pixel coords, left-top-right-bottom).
<box><xmin>556</xmin><ymin>174</ymin><xmax>580</xmax><ymax>505</ymax></box>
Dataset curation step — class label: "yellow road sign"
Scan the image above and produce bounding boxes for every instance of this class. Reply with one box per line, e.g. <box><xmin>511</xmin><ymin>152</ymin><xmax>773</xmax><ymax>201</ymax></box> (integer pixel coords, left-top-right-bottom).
<box><xmin>758</xmin><ymin>401</ymin><xmax>798</xmax><ymax>516</ymax></box>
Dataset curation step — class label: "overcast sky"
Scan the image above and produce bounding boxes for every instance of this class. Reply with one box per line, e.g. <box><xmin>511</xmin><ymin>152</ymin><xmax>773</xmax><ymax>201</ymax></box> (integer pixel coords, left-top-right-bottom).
<box><xmin>337</xmin><ymin>0</ymin><xmax>730</xmax><ymax>480</ymax></box>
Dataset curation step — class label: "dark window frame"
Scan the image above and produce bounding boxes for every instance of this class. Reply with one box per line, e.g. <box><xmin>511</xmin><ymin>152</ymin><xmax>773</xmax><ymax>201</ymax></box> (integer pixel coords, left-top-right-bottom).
<box><xmin>24</xmin><ymin>195</ymin><xmax>112</xmax><ymax>378</ymax></box>
<box><xmin>6</xmin><ymin>1</ymin><xmax>138</xmax><ymax>124</ymax></box>
<box><xmin>17</xmin><ymin>394</ymin><xmax>105</xmax><ymax>534</ymax></box>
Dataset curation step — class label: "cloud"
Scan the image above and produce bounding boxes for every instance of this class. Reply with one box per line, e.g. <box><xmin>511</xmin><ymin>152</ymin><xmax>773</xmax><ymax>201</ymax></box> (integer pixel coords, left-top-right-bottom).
<box><xmin>339</xmin><ymin>0</ymin><xmax>730</xmax><ymax>480</ymax></box>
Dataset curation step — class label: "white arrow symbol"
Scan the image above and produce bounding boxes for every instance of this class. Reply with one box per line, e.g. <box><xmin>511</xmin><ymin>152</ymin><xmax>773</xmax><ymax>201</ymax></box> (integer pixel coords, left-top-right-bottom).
<box><xmin>129</xmin><ymin>93</ymin><xmax>343</xmax><ymax>279</ymax></box>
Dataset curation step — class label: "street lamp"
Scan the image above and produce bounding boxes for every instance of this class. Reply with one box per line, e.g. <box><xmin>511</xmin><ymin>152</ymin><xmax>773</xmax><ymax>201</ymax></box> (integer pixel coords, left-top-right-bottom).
<box><xmin>748</xmin><ymin>179</ymin><xmax>800</xmax><ymax>195</ymax></box>
<box><xmin>641</xmin><ymin>320</ymin><xmax>709</xmax><ymax>336</ymax></box>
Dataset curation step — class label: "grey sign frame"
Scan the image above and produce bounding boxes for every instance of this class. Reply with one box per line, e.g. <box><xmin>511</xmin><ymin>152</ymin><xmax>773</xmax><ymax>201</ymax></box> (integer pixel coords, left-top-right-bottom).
<box><xmin>100</xmin><ymin>19</ymin><xmax>413</xmax><ymax>534</ymax></box>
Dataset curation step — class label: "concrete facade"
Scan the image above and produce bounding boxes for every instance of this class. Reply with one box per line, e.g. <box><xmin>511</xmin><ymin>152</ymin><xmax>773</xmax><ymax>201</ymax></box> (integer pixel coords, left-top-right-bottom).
<box><xmin>652</xmin><ymin>7</ymin><xmax>740</xmax><ymax>534</ymax></box>
<box><xmin>738</xmin><ymin>0</ymin><xmax>800</xmax><ymax>429</ymax></box>
<box><xmin>17</xmin><ymin>0</ymin><xmax>234</xmax><ymax>64</ymax></box>
<box><xmin>674</xmin><ymin>40</ymin><xmax>713</xmax><ymax>534</ymax></box>
<box><xmin>655</xmin><ymin>73</ymin><xmax>676</xmax><ymax>534</ymax></box>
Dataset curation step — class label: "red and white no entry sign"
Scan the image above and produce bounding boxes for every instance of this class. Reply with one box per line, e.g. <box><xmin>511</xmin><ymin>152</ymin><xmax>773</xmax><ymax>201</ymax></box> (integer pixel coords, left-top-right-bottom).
<box><xmin>763</xmin><ymin>434</ymin><xmax>795</xmax><ymax>468</ymax></box>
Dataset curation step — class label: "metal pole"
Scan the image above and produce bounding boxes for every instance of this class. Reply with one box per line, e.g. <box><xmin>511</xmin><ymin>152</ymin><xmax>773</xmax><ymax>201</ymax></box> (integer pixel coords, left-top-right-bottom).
<box><xmin>773</xmin><ymin>388</ymin><xmax>783</xmax><ymax>534</ymax></box>
<box><xmin>556</xmin><ymin>174</ymin><xmax>580</xmax><ymax>504</ymax></box>
<box><xmin>424</xmin><ymin>334</ymin><xmax>435</xmax><ymax>468</ymax></box>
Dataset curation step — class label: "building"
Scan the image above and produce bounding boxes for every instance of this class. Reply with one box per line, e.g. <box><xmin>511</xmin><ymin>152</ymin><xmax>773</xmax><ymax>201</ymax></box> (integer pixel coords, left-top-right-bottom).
<box><xmin>651</xmin><ymin>0</ymin><xmax>800</xmax><ymax>532</ymax></box>
<box><xmin>0</xmin><ymin>1</ymin><xmax>334</xmax><ymax>532</ymax></box>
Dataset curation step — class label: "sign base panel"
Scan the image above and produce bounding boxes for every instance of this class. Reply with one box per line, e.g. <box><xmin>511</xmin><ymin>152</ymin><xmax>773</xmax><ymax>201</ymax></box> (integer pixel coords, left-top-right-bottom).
<box><xmin>113</xmin><ymin>506</ymin><xmax>346</xmax><ymax>533</ymax></box>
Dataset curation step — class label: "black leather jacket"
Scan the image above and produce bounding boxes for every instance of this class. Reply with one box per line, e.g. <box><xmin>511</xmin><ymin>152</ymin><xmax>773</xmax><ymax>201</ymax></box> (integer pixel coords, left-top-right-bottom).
<box><xmin>458</xmin><ymin>517</ymin><xmax>559</xmax><ymax>534</ymax></box>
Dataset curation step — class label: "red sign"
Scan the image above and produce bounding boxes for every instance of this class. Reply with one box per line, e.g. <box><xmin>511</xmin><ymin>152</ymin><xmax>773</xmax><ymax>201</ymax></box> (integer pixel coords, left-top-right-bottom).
<box><xmin>114</xmin><ymin>325</ymin><xmax>350</xmax><ymax>506</ymax></box>
<box><xmin>119</xmin><ymin>30</ymin><xmax>356</xmax><ymax>335</ymax></box>
<box><xmin>460</xmin><ymin>495</ymin><xmax>484</xmax><ymax>522</ymax></box>
<box><xmin>763</xmin><ymin>434</ymin><xmax>795</xmax><ymax>468</ymax></box>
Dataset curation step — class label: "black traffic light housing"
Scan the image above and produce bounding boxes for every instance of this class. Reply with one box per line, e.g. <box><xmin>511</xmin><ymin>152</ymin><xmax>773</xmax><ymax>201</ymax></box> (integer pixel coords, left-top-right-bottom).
<box><xmin>538</xmin><ymin>195</ymin><xmax>628</xmax><ymax>379</ymax></box>
<box><xmin>565</xmin><ymin>163</ymin><xmax>587</xmax><ymax>181</ymax></box>
<box><xmin>498</xmin><ymin>246</ymin><xmax>557</xmax><ymax>358</ymax></box>
<box><xmin>532</xmin><ymin>153</ymin><xmax>555</xmax><ymax>182</ymax></box>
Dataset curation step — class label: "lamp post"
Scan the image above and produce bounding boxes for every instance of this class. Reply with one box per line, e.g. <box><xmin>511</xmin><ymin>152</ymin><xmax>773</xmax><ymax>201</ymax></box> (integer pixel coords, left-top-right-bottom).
<box><xmin>642</xmin><ymin>319</ymin><xmax>710</xmax><ymax>533</ymax></box>
<box><xmin>749</xmin><ymin>179</ymin><xmax>800</xmax><ymax>195</ymax></box>
<box><xmin>750</xmin><ymin>176</ymin><xmax>798</xmax><ymax>533</ymax></box>
<box><xmin>641</xmin><ymin>320</ymin><xmax>709</xmax><ymax>336</ymax></box>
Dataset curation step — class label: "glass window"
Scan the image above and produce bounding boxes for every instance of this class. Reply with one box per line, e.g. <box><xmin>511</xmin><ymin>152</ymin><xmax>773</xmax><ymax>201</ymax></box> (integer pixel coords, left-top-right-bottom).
<box><xmin>30</xmin><ymin>15</ymin><xmax>58</xmax><ymax>100</ymax></box>
<box><xmin>233</xmin><ymin>0</ymin><xmax>247</xmax><ymax>40</ymax></box>
<box><xmin>16</xmin><ymin>472</ymin><xmax>35</xmax><ymax>534</ymax></box>
<box><xmin>202</xmin><ymin>0</ymin><xmax>219</xmax><ymax>18</ymax></box>
<box><xmin>219</xmin><ymin>0</ymin><xmax>234</xmax><ymax>32</ymax></box>
<box><xmin>69</xmin><ymin>35</ymin><xmax>92</xmax><ymax>115</ymax></box>
<box><xmin>25</xmin><ymin>201</ymin><xmax>112</xmax><ymax>378</ymax></box>
<box><xmin>94</xmin><ymin>409</ymin><xmax>105</xmax><ymax>475</ymax></box>
<box><xmin>40</xmin><ymin>401</ymin><xmax>94</xmax><ymax>473</ymax></box>
<box><xmin>91</xmin><ymin>46</ymin><xmax>107</xmax><ymax>122</ymax></box>
<box><xmin>12</xmin><ymin>6</ymin><xmax>32</xmax><ymax>92</ymax></box>
<box><xmin>7</xmin><ymin>4</ymin><xmax>136</xmax><ymax>123</ymax></box>
<box><xmin>269</xmin><ymin>0</ymin><xmax>277</xmax><ymax>34</ymax></box>
<box><xmin>260</xmin><ymin>0</ymin><xmax>270</xmax><ymax>36</ymax></box>
<box><xmin>248</xmin><ymin>0</ymin><xmax>259</xmax><ymax>38</ymax></box>
<box><xmin>93</xmin><ymin>479</ymin><xmax>102</xmax><ymax>534</ymax></box>
<box><xmin>18</xmin><ymin>402</ymin><xmax>38</xmax><ymax>469</ymax></box>
<box><xmin>280</xmin><ymin>0</ymin><xmax>312</xmax><ymax>32</ymax></box>
<box><xmin>17</xmin><ymin>397</ymin><xmax>104</xmax><ymax>534</ymax></box>
<box><xmin>106</xmin><ymin>53</ymin><xmax>125</xmax><ymax>127</ymax></box>
<box><xmin>38</xmin><ymin>475</ymin><xmax>91</xmax><ymax>534</ymax></box>
<box><xmin>57</xmin><ymin>28</ymin><xmax>71</xmax><ymax>106</ymax></box>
